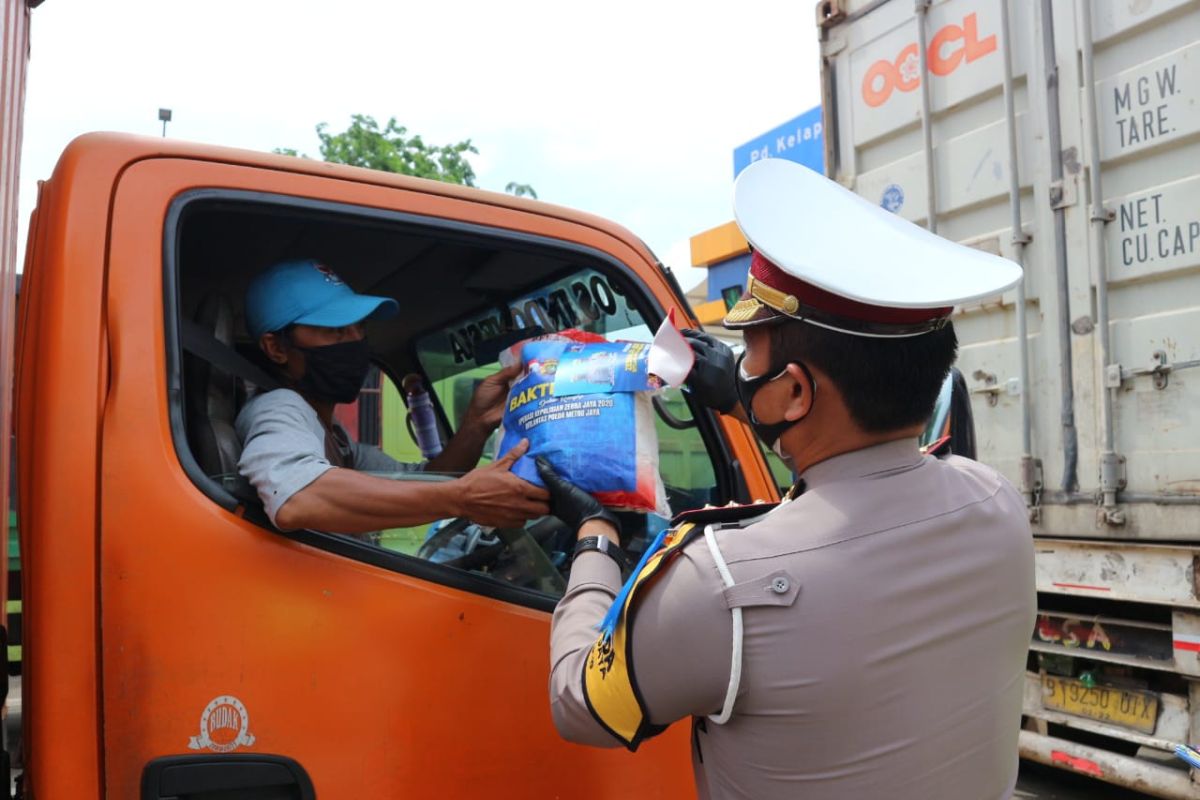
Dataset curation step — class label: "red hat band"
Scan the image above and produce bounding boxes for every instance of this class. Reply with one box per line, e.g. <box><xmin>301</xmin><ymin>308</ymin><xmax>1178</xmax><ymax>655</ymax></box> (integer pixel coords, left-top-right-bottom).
<box><xmin>729</xmin><ymin>252</ymin><xmax>953</xmax><ymax>337</ymax></box>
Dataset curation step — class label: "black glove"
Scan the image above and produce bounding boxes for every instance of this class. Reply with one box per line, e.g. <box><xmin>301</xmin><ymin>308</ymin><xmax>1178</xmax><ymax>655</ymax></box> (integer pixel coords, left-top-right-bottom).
<box><xmin>535</xmin><ymin>457</ymin><xmax>622</xmax><ymax>537</ymax></box>
<box><xmin>682</xmin><ymin>329</ymin><xmax>738</xmax><ymax>414</ymax></box>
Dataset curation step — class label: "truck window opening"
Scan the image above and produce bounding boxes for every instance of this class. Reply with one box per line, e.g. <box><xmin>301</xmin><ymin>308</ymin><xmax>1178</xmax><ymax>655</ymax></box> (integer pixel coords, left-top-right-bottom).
<box><xmin>168</xmin><ymin>192</ymin><xmax>728</xmax><ymax>607</ymax></box>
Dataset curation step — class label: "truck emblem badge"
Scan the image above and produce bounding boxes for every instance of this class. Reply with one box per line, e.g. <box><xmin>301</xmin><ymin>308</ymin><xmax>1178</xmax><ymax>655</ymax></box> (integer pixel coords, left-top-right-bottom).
<box><xmin>188</xmin><ymin>695</ymin><xmax>256</xmax><ymax>753</ymax></box>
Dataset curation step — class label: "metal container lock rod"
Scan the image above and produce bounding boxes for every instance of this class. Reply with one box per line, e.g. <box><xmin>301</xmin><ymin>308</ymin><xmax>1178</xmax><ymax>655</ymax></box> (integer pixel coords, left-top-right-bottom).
<box><xmin>1078</xmin><ymin>0</ymin><xmax>1125</xmax><ymax>525</ymax></box>
<box><xmin>1038</xmin><ymin>0</ymin><xmax>1080</xmax><ymax>494</ymax></box>
<box><xmin>915</xmin><ymin>0</ymin><xmax>938</xmax><ymax>234</ymax></box>
<box><xmin>999</xmin><ymin>0</ymin><xmax>1040</xmax><ymax>518</ymax></box>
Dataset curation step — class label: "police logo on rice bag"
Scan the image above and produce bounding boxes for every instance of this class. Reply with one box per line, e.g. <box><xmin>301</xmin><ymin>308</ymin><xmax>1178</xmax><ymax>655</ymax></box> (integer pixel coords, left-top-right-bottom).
<box><xmin>497</xmin><ymin>326</ymin><xmax>690</xmax><ymax>515</ymax></box>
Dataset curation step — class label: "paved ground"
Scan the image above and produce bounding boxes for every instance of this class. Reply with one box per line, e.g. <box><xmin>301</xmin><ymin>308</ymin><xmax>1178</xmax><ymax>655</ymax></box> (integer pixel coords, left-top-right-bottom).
<box><xmin>12</xmin><ymin>764</ymin><xmax>1153</xmax><ymax>800</ymax></box>
<box><xmin>13</xmin><ymin>761</ymin><xmax>1149</xmax><ymax>798</ymax></box>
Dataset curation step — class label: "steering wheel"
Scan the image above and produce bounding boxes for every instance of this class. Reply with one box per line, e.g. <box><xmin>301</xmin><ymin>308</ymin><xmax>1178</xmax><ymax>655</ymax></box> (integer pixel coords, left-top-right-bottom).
<box><xmin>652</xmin><ymin>393</ymin><xmax>697</xmax><ymax>430</ymax></box>
<box><xmin>415</xmin><ymin>516</ymin><xmax>477</xmax><ymax>561</ymax></box>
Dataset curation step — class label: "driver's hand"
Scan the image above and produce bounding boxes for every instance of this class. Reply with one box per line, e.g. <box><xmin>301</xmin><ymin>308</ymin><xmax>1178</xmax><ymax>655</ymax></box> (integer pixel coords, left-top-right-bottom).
<box><xmin>681</xmin><ymin>329</ymin><xmax>738</xmax><ymax>414</ymax></box>
<box><xmin>535</xmin><ymin>457</ymin><xmax>622</xmax><ymax>539</ymax></box>
<box><xmin>457</xmin><ymin>439</ymin><xmax>550</xmax><ymax>528</ymax></box>
<box><xmin>461</xmin><ymin>361</ymin><xmax>523</xmax><ymax>434</ymax></box>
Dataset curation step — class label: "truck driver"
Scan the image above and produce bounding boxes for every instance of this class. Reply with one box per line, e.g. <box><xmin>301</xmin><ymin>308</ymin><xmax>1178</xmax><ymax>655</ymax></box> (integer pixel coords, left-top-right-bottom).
<box><xmin>235</xmin><ymin>259</ymin><xmax>549</xmax><ymax>535</ymax></box>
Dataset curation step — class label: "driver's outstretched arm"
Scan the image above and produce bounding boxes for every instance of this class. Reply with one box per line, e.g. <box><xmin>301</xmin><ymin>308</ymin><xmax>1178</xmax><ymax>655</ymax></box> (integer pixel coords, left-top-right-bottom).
<box><xmin>274</xmin><ymin>441</ymin><xmax>548</xmax><ymax>533</ymax></box>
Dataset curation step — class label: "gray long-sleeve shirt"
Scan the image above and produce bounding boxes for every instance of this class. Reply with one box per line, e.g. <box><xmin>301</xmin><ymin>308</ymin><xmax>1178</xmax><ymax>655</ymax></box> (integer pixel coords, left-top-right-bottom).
<box><xmin>550</xmin><ymin>438</ymin><xmax>1036</xmax><ymax>800</ymax></box>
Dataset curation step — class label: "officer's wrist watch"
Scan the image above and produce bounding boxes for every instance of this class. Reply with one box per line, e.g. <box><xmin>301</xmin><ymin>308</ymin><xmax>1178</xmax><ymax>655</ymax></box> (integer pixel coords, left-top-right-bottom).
<box><xmin>573</xmin><ymin>535</ymin><xmax>630</xmax><ymax>573</ymax></box>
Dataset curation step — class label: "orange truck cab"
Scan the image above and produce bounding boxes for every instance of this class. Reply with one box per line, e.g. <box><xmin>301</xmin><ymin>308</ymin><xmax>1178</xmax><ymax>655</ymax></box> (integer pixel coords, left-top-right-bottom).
<box><xmin>13</xmin><ymin>134</ymin><xmax>780</xmax><ymax>798</ymax></box>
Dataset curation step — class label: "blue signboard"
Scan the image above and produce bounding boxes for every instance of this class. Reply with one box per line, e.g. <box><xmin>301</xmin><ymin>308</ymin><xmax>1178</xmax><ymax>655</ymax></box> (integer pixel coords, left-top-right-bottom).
<box><xmin>709</xmin><ymin>107</ymin><xmax>826</xmax><ymax>303</ymax></box>
<box><xmin>732</xmin><ymin>106</ymin><xmax>824</xmax><ymax>178</ymax></box>
<box><xmin>707</xmin><ymin>254</ymin><xmax>752</xmax><ymax>303</ymax></box>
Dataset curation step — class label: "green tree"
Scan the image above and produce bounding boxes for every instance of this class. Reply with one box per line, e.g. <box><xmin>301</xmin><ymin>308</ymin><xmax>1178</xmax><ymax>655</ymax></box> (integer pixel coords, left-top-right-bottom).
<box><xmin>275</xmin><ymin>115</ymin><xmax>534</xmax><ymax>197</ymax></box>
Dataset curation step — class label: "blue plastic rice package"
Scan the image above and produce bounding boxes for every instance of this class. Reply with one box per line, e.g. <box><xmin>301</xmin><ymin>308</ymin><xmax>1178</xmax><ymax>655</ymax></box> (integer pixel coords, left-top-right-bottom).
<box><xmin>496</xmin><ymin>322</ymin><xmax>693</xmax><ymax>514</ymax></box>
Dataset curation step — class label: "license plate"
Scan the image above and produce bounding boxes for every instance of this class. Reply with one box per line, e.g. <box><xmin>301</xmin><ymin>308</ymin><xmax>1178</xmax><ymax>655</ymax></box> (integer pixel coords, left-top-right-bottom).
<box><xmin>1041</xmin><ymin>675</ymin><xmax>1159</xmax><ymax>734</ymax></box>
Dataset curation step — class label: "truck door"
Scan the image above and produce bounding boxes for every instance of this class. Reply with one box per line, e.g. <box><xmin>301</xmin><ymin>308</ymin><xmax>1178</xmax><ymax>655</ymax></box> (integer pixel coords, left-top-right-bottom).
<box><xmin>99</xmin><ymin>148</ymin><xmax>772</xmax><ymax>798</ymax></box>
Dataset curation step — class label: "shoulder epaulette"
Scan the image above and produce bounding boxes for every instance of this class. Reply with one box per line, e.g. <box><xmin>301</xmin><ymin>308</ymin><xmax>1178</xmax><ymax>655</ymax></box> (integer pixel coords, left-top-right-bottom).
<box><xmin>670</xmin><ymin>500</ymin><xmax>778</xmax><ymax>529</ymax></box>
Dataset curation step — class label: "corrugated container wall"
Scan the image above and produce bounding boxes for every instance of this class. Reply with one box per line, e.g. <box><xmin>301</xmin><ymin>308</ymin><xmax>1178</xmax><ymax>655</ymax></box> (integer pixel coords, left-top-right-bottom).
<box><xmin>820</xmin><ymin>0</ymin><xmax>1200</xmax><ymax>540</ymax></box>
<box><xmin>0</xmin><ymin>0</ymin><xmax>31</xmax><ymax>608</ymax></box>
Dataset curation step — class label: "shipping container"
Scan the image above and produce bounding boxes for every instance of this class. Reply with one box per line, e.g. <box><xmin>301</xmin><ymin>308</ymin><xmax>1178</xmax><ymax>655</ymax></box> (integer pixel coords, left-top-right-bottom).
<box><xmin>0</xmin><ymin>0</ymin><xmax>33</xmax><ymax>743</ymax></box>
<box><xmin>820</xmin><ymin>0</ymin><xmax>1200</xmax><ymax>795</ymax></box>
<box><xmin>1</xmin><ymin>9</ymin><xmax>31</xmax><ymax>509</ymax></box>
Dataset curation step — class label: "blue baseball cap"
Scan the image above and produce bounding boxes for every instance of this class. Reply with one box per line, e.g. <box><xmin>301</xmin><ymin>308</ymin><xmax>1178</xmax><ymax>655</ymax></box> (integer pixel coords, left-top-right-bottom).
<box><xmin>244</xmin><ymin>259</ymin><xmax>400</xmax><ymax>339</ymax></box>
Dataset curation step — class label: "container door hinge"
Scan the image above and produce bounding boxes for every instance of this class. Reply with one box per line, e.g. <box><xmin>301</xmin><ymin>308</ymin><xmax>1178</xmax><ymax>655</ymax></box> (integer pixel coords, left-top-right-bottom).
<box><xmin>1049</xmin><ymin>177</ymin><xmax>1078</xmax><ymax>210</ymax></box>
<box><xmin>1099</xmin><ymin>451</ymin><xmax>1127</xmax><ymax>492</ymax></box>
<box><xmin>1098</xmin><ymin>452</ymin><xmax>1127</xmax><ymax>527</ymax></box>
<box><xmin>1021</xmin><ymin>456</ymin><xmax>1043</xmax><ymax>523</ymax></box>
<box><xmin>816</xmin><ymin>0</ymin><xmax>846</xmax><ymax>29</ymax></box>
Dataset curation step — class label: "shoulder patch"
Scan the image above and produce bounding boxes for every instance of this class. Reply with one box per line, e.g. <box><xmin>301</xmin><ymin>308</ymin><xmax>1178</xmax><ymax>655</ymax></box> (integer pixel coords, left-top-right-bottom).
<box><xmin>582</xmin><ymin>522</ymin><xmax>703</xmax><ymax>749</ymax></box>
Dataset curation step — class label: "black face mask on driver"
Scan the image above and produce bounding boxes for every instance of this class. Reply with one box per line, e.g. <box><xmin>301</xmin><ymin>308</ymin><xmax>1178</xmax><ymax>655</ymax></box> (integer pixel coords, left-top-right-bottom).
<box><xmin>734</xmin><ymin>353</ymin><xmax>816</xmax><ymax>450</ymax></box>
<box><xmin>293</xmin><ymin>339</ymin><xmax>372</xmax><ymax>404</ymax></box>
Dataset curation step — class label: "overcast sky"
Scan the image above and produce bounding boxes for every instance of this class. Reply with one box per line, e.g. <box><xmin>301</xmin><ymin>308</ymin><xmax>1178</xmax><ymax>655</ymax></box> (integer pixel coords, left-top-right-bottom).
<box><xmin>18</xmin><ymin>0</ymin><xmax>822</xmax><ymax>290</ymax></box>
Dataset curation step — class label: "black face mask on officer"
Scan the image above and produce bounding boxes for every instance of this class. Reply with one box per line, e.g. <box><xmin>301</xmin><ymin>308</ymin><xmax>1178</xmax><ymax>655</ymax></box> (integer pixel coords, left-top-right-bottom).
<box><xmin>293</xmin><ymin>339</ymin><xmax>372</xmax><ymax>404</ymax></box>
<box><xmin>735</xmin><ymin>353</ymin><xmax>817</xmax><ymax>461</ymax></box>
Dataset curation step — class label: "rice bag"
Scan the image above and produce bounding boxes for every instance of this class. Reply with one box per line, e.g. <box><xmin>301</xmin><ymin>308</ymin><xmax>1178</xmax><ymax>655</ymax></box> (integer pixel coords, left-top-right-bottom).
<box><xmin>496</xmin><ymin>324</ymin><xmax>690</xmax><ymax>515</ymax></box>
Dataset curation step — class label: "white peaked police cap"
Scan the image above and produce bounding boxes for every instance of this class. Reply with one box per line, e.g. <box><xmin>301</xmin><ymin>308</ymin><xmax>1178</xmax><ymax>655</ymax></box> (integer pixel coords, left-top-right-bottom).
<box><xmin>724</xmin><ymin>158</ymin><xmax>1023</xmax><ymax>337</ymax></box>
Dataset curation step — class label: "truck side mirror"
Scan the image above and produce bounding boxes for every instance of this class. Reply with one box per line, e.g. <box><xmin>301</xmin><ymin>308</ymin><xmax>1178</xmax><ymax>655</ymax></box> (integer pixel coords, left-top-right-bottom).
<box><xmin>920</xmin><ymin>367</ymin><xmax>977</xmax><ymax>461</ymax></box>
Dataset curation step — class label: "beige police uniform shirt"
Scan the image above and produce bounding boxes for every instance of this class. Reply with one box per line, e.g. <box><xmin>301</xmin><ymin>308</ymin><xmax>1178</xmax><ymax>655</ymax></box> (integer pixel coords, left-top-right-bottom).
<box><xmin>550</xmin><ymin>438</ymin><xmax>1036</xmax><ymax>799</ymax></box>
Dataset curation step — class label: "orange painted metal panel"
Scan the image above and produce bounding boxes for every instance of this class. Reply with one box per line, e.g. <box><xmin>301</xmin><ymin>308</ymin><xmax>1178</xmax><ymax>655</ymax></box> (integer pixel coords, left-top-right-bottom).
<box><xmin>14</xmin><ymin>135</ymin><xmax>138</xmax><ymax>798</ymax></box>
<box><xmin>16</xmin><ymin>133</ymin><xmax>777</xmax><ymax>796</ymax></box>
<box><xmin>103</xmin><ymin>156</ymin><xmax>691</xmax><ymax>798</ymax></box>
<box><xmin>100</xmin><ymin>140</ymin><xmax>773</xmax><ymax>795</ymax></box>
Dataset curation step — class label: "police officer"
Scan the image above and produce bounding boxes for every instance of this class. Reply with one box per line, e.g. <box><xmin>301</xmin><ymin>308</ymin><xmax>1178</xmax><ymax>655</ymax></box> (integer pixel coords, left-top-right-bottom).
<box><xmin>539</xmin><ymin>159</ymin><xmax>1036</xmax><ymax>799</ymax></box>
